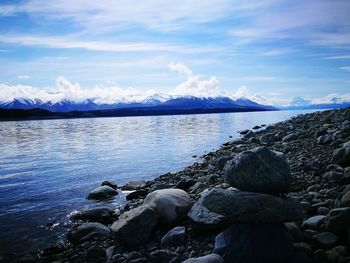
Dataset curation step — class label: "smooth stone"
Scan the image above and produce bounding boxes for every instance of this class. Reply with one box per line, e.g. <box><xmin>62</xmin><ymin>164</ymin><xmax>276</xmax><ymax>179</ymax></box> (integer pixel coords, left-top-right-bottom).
<box><xmin>313</xmin><ymin>232</ymin><xmax>338</xmax><ymax>249</ymax></box>
<box><xmin>332</xmin><ymin>147</ymin><xmax>350</xmax><ymax>167</ymax></box>
<box><xmin>188</xmin><ymin>188</ymin><xmax>302</xmax><ymax>229</ymax></box>
<box><xmin>144</xmin><ymin>189</ymin><xmax>193</xmax><ymax>224</ymax></box>
<box><xmin>317</xmin><ymin>207</ymin><xmax>330</xmax><ymax>215</ymax></box>
<box><xmin>317</xmin><ymin>135</ymin><xmax>336</xmax><ymax>144</ymax></box>
<box><xmin>160</xmin><ymin>226</ymin><xmax>186</xmax><ymax>248</ymax></box>
<box><xmin>67</xmin><ymin>222</ymin><xmax>111</xmax><ymax>244</ymax></box>
<box><xmin>101</xmin><ymin>180</ymin><xmax>118</xmax><ymax>190</ymax></box>
<box><xmin>302</xmin><ymin>215</ymin><xmax>326</xmax><ymax>229</ymax></box>
<box><xmin>111</xmin><ymin>205</ymin><xmax>158</xmax><ymax>247</ymax></box>
<box><xmin>87</xmin><ymin>185</ymin><xmax>118</xmax><ymax>200</ymax></box>
<box><xmin>121</xmin><ymin>180</ymin><xmax>146</xmax><ymax>191</ymax></box>
<box><xmin>214</xmin><ymin>223</ymin><xmax>293</xmax><ymax>263</ymax></box>
<box><xmin>324</xmin><ymin>207</ymin><xmax>350</xmax><ymax>232</ymax></box>
<box><xmin>183</xmin><ymin>253</ymin><xmax>224</xmax><ymax>263</ymax></box>
<box><xmin>224</xmin><ymin>147</ymin><xmax>291</xmax><ymax>194</ymax></box>
<box><xmin>70</xmin><ymin>207</ymin><xmax>115</xmax><ymax>224</ymax></box>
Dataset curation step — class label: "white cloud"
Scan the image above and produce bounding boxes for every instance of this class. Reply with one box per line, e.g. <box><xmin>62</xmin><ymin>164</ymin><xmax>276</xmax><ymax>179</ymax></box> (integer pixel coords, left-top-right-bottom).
<box><xmin>0</xmin><ymin>35</ymin><xmax>221</xmax><ymax>54</ymax></box>
<box><xmin>340</xmin><ymin>66</ymin><xmax>350</xmax><ymax>72</ymax></box>
<box><xmin>168</xmin><ymin>62</ymin><xmax>192</xmax><ymax>76</ymax></box>
<box><xmin>323</xmin><ymin>55</ymin><xmax>350</xmax><ymax>60</ymax></box>
<box><xmin>0</xmin><ymin>0</ymin><xmax>276</xmax><ymax>32</ymax></box>
<box><xmin>17</xmin><ymin>75</ymin><xmax>29</xmax><ymax>79</ymax></box>
<box><xmin>168</xmin><ymin>62</ymin><xmax>222</xmax><ymax>97</ymax></box>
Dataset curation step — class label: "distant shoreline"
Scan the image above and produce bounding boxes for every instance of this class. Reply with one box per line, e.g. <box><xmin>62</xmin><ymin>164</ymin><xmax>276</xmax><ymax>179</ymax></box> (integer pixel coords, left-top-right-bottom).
<box><xmin>0</xmin><ymin>107</ymin><xmax>276</xmax><ymax>122</ymax></box>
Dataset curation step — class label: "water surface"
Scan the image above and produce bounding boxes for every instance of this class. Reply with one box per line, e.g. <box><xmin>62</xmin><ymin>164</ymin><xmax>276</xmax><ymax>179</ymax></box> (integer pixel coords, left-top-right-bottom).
<box><xmin>0</xmin><ymin>110</ymin><xmax>316</xmax><ymax>255</ymax></box>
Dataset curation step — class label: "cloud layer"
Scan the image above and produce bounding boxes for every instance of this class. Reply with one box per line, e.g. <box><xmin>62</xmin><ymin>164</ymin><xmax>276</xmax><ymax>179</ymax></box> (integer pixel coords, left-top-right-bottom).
<box><xmin>1</xmin><ymin>63</ymin><xmax>349</xmax><ymax>107</ymax></box>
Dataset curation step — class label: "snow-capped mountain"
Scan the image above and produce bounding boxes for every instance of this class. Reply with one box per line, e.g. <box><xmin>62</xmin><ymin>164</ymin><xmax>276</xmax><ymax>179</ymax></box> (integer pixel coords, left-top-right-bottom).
<box><xmin>0</xmin><ymin>95</ymin><xmax>276</xmax><ymax>112</ymax></box>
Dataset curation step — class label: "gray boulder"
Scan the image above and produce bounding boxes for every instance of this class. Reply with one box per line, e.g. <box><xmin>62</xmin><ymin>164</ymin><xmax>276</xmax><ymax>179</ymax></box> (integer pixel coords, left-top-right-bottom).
<box><xmin>183</xmin><ymin>253</ymin><xmax>224</xmax><ymax>263</ymax></box>
<box><xmin>188</xmin><ymin>188</ymin><xmax>302</xmax><ymax>229</ymax></box>
<box><xmin>224</xmin><ymin>147</ymin><xmax>291</xmax><ymax>194</ymax></box>
<box><xmin>216</xmin><ymin>156</ymin><xmax>234</xmax><ymax>170</ymax></box>
<box><xmin>111</xmin><ymin>205</ymin><xmax>158</xmax><ymax>247</ymax></box>
<box><xmin>87</xmin><ymin>185</ymin><xmax>118</xmax><ymax>200</ymax></box>
<box><xmin>332</xmin><ymin>147</ymin><xmax>350</xmax><ymax>167</ymax></box>
<box><xmin>70</xmin><ymin>207</ymin><xmax>115</xmax><ymax>224</ymax></box>
<box><xmin>214</xmin><ymin>223</ymin><xmax>293</xmax><ymax>263</ymax></box>
<box><xmin>67</xmin><ymin>222</ymin><xmax>111</xmax><ymax>244</ymax></box>
<box><xmin>160</xmin><ymin>226</ymin><xmax>186</xmax><ymax>248</ymax></box>
<box><xmin>302</xmin><ymin>215</ymin><xmax>326</xmax><ymax>229</ymax></box>
<box><xmin>144</xmin><ymin>189</ymin><xmax>193</xmax><ymax>224</ymax></box>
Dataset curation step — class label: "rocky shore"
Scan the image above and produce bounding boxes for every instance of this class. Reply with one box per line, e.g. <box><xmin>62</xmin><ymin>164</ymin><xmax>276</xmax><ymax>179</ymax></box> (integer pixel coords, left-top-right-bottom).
<box><xmin>19</xmin><ymin>108</ymin><xmax>350</xmax><ymax>262</ymax></box>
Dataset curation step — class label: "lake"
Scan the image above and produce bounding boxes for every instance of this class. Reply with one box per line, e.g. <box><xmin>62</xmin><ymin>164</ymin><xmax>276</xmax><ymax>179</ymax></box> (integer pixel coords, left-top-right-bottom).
<box><xmin>0</xmin><ymin>109</ymin><xmax>317</xmax><ymax>256</ymax></box>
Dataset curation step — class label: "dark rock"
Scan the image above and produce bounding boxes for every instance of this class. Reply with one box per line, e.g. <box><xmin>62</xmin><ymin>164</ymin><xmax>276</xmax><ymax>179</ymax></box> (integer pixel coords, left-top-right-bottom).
<box><xmin>326</xmin><ymin>246</ymin><xmax>348</xmax><ymax>263</ymax></box>
<box><xmin>188</xmin><ymin>188</ymin><xmax>302</xmax><ymax>229</ymax></box>
<box><xmin>282</xmin><ymin>133</ymin><xmax>296</xmax><ymax>142</ymax></box>
<box><xmin>148</xmin><ymin>249</ymin><xmax>178</xmax><ymax>263</ymax></box>
<box><xmin>86</xmin><ymin>247</ymin><xmax>107</xmax><ymax>263</ymax></box>
<box><xmin>101</xmin><ymin>180</ymin><xmax>118</xmax><ymax>189</ymax></box>
<box><xmin>176</xmin><ymin>177</ymin><xmax>197</xmax><ymax>190</ymax></box>
<box><xmin>332</xmin><ymin>147</ymin><xmax>350</xmax><ymax>167</ymax></box>
<box><xmin>313</xmin><ymin>232</ymin><xmax>338</xmax><ymax>249</ymax></box>
<box><xmin>148</xmin><ymin>183</ymin><xmax>173</xmax><ymax>193</ymax></box>
<box><xmin>87</xmin><ymin>185</ymin><xmax>118</xmax><ymax>200</ymax></box>
<box><xmin>214</xmin><ymin>223</ymin><xmax>293</xmax><ymax>263</ymax></box>
<box><xmin>341</xmin><ymin>191</ymin><xmax>350</xmax><ymax>207</ymax></box>
<box><xmin>126</xmin><ymin>189</ymin><xmax>148</xmax><ymax>201</ymax></box>
<box><xmin>324</xmin><ymin>207</ymin><xmax>350</xmax><ymax>232</ymax></box>
<box><xmin>144</xmin><ymin>189</ymin><xmax>193</xmax><ymax>224</ymax></box>
<box><xmin>183</xmin><ymin>253</ymin><xmax>224</xmax><ymax>263</ymax></box>
<box><xmin>160</xmin><ymin>226</ymin><xmax>186</xmax><ymax>248</ymax></box>
<box><xmin>127</xmin><ymin>251</ymin><xmax>144</xmax><ymax>261</ymax></box>
<box><xmin>122</xmin><ymin>180</ymin><xmax>146</xmax><ymax>191</ymax></box>
<box><xmin>216</xmin><ymin>156</ymin><xmax>234</xmax><ymax>171</ymax></box>
<box><xmin>70</xmin><ymin>207</ymin><xmax>115</xmax><ymax>224</ymax></box>
<box><xmin>317</xmin><ymin>135</ymin><xmax>336</xmax><ymax>144</ymax></box>
<box><xmin>67</xmin><ymin>222</ymin><xmax>111</xmax><ymax>244</ymax></box>
<box><xmin>111</xmin><ymin>205</ymin><xmax>158</xmax><ymax>247</ymax></box>
<box><xmin>285</xmin><ymin>222</ymin><xmax>303</xmax><ymax>242</ymax></box>
<box><xmin>259</xmin><ymin>133</ymin><xmax>275</xmax><ymax>143</ymax></box>
<box><xmin>238</xmin><ymin>129</ymin><xmax>250</xmax><ymax>135</ymax></box>
<box><xmin>224</xmin><ymin>147</ymin><xmax>291</xmax><ymax>194</ymax></box>
<box><xmin>253</xmin><ymin>125</ymin><xmax>261</xmax><ymax>130</ymax></box>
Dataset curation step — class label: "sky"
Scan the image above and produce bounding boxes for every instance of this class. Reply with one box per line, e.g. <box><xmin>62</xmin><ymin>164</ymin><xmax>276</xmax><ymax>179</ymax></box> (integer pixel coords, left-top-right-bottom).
<box><xmin>0</xmin><ymin>0</ymin><xmax>350</xmax><ymax>106</ymax></box>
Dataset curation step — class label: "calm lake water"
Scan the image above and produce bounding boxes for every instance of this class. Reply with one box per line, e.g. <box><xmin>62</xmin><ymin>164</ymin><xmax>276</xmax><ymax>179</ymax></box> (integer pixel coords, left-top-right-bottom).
<box><xmin>0</xmin><ymin>110</ymin><xmax>317</xmax><ymax>256</ymax></box>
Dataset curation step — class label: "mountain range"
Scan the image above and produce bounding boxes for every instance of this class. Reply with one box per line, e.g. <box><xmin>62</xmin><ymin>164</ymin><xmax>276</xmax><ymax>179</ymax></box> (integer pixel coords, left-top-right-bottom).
<box><xmin>0</xmin><ymin>95</ymin><xmax>276</xmax><ymax>112</ymax></box>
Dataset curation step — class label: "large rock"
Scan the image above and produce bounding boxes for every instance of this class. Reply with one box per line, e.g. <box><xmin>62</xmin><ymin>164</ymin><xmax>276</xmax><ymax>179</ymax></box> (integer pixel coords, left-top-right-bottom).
<box><xmin>214</xmin><ymin>223</ymin><xmax>293</xmax><ymax>263</ymax></box>
<box><xmin>332</xmin><ymin>147</ymin><xmax>350</xmax><ymax>167</ymax></box>
<box><xmin>188</xmin><ymin>188</ymin><xmax>302</xmax><ymax>229</ymax></box>
<box><xmin>67</xmin><ymin>222</ymin><xmax>111</xmax><ymax>244</ymax></box>
<box><xmin>87</xmin><ymin>185</ymin><xmax>118</xmax><ymax>200</ymax></box>
<box><xmin>144</xmin><ymin>189</ymin><xmax>193</xmax><ymax>224</ymax></box>
<box><xmin>111</xmin><ymin>205</ymin><xmax>158</xmax><ymax>247</ymax></box>
<box><xmin>70</xmin><ymin>207</ymin><xmax>115</xmax><ymax>224</ymax></box>
<box><xmin>224</xmin><ymin>147</ymin><xmax>291</xmax><ymax>194</ymax></box>
<box><xmin>183</xmin><ymin>253</ymin><xmax>224</xmax><ymax>263</ymax></box>
<box><xmin>324</xmin><ymin>207</ymin><xmax>350</xmax><ymax>233</ymax></box>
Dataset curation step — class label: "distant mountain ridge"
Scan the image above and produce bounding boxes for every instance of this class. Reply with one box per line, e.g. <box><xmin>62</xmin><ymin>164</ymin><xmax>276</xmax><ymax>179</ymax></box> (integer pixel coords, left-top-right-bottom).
<box><xmin>0</xmin><ymin>95</ymin><xmax>276</xmax><ymax>112</ymax></box>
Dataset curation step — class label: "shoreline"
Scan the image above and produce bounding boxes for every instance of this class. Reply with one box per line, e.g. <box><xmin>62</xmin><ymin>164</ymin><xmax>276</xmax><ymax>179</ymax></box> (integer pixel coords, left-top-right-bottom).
<box><xmin>7</xmin><ymin>107</ymin><xmax>350</xmax><ymax>262</ymax></box>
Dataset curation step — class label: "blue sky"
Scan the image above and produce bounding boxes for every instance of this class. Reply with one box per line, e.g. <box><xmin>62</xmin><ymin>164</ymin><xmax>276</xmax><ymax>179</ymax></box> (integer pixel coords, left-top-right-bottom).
<box><xmin>0</xmin><ymin>0</ymin><xmax>350</xmax><ymax>106</ymax></box>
